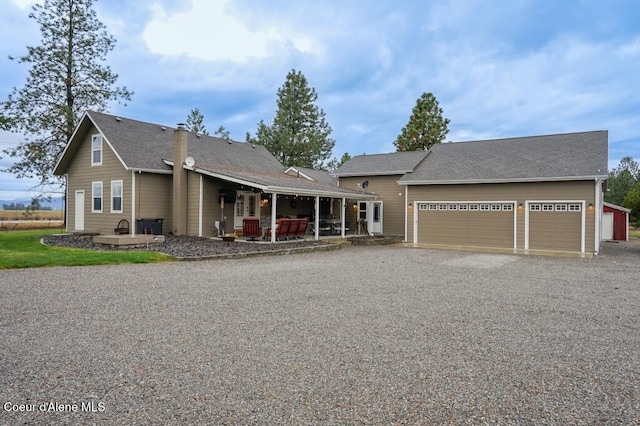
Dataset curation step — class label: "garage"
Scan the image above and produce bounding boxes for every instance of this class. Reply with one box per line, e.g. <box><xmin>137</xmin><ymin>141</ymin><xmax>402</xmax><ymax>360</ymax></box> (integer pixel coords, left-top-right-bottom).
<box><xmin>416</xmin><ymin>201</ymin><xmax>516</xmax><ymax>249</ymax></box>
<box><xmin>527</xmin><ymin>202</ymin><xmax>584</xmax><ymax>252</ymax></box>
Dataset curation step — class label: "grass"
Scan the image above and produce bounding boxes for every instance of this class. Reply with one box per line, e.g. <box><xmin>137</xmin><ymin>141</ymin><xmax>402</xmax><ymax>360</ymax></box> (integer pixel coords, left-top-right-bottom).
<box><xmin>0</xmin><ymin>229</ymin><xmax>173</xmax><ymax>269</ymax></box>
<box><xmin>629</xmin><ymin>227</ymin><xmax>640</xmax><ymax>240</ymax></box>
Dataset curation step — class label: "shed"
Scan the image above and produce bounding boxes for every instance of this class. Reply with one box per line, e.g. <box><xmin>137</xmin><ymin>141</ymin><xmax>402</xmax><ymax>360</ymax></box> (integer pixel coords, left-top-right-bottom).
<box><xmin>603</xmin><ymin>202</ymin><xmax>630</xmax><ymax>241</ymax></box>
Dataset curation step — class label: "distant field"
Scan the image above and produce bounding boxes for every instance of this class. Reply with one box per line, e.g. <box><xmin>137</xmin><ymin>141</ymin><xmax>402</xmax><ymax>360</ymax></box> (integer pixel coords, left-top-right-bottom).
<box><xmin>0</xmin><ymin>209</ymin><xmax>63</xmax><ymax>221</ymax></box>
<box><xmin>0</xmin><ymin>210</ymin><xmax>64</xmax><ymax>230</ymax></box>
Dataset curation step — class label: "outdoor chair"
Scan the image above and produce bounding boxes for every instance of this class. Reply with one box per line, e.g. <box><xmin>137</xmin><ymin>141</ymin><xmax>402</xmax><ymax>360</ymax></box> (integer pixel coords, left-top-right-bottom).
<box><xmin>114</xmin><ymin>219</ymin><xmax>129</xmax><ymax>235</ymax></box>
<box><xmin>242</xmin><ymin>217</ymin><xmax>261</xmax><ymax>241</ymax></box>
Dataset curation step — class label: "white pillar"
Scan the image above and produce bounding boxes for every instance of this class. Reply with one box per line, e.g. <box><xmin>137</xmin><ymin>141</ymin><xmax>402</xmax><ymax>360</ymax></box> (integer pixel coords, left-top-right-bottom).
<box><xmin>314</xmin><ymin>196</ymin><xmax>320</xmax><ymax>241</ymax></box>
<box><xmin>341</xmin><ymin>197</ymin><xmax>346</xmax><ymax>237</ymax></box>
<box><xmin>271</xmin><ymin>192</ymin><xmax>277</xmax><ymax>243</ymax></box>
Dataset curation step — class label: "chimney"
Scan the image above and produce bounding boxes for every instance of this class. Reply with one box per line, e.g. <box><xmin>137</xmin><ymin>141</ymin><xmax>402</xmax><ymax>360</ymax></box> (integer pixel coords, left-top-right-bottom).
<box><xmin>172</xmin><ymin>123</ymin><xmax>188</xmax><ymax>235</ymax></box>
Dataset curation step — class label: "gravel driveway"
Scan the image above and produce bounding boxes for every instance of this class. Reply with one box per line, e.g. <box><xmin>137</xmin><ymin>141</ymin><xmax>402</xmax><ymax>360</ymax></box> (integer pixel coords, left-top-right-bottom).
<box><xmin>1</xmin><ymin>242</ymin><xmax>638</xmax><ymax>424</ymax></box>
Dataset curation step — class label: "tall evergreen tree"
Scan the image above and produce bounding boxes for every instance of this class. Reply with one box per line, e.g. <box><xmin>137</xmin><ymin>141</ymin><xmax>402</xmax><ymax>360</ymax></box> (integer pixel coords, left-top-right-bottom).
<box><xmin>247</xmin><ymin>69</ymin><xmax>335</xmax><ymax>169</ymax></box>
<box><xmin>325</xmin><ymin>152</ymin><xmax>351</xmax><ymax>172</ymax></box>
<box><xmin>185</xmin><ymin>107</ymin><xmax>209</xmax><ymax>135</ymax></box>
<box><xmin>213</xmin><ymin>125</ymin><xmax>231</xmax><ymax>140</ymax></box>
<box><xmin>1</xmin><ymin>0</ymin><xmax>132</xmax><ymax>194</ymax></box>
<box><xmin>394</xmin><ymin>92</ymin><xmax>450</xmax><ymax>151</ymax></box>
<box><xmin>605</xmin><ymin>156</ymin><xmax>639</xmax><ymax>206</ymax></box>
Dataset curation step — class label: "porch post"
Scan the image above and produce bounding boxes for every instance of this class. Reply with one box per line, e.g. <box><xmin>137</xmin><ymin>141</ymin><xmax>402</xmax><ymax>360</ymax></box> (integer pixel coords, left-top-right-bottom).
<box><xmin>271</xmin><ymin>192</ymin><xmax>277</xmax><ymax>243</ymax></box>
<box><xmin>314</xmin><ymin>196</ymin><xmax>320</xmax><ymax>241</ymax></box>
<box><xmin>341</xmin><ymin>197</ymin><xmax>346</xmax><ymax>237</ymax></box>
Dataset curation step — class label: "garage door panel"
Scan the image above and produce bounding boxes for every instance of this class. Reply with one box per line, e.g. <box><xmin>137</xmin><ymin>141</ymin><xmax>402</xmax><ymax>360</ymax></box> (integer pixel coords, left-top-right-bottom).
<box><xmin>419</xmin><ymin>210</ymin><xmax>514</xmax><ymax>248</ymax></box>
<box><xmin>529</xmin><ymin>211</ymin><xmax>581</xmax><ymax>251</ymax></box>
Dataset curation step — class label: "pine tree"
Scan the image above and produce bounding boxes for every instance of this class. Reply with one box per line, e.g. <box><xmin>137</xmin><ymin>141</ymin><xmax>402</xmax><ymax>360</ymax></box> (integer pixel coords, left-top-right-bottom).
<box><xmin>185</xmin><ymin>108</ymin><xmax>209</xmax><ymax>135</ymax></box>
<box><xmin>247</xmin><ymin>69</ymin><xmax>335</xmax><ymax>168</ymax></box>
<box><xmin>214</xmin><ymin>125</ymin><xmax>231</xmax><ymax>140</ymax></box>
<box><xmin>394</xmin><ymin>92</ymin><xmax>450</xmax><ymax>151</ymax></box>
<box><xmin>1</xmin><ymin>0</ymin><xmax>132</xmax><ymax>194</ymax></box>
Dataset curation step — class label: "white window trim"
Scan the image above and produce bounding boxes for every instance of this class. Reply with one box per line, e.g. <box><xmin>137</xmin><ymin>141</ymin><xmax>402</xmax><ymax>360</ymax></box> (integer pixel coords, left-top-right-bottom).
<box><xmin>92</xmin><ymin>181</ymin><xmax>103</xmax><ymax>213</ymax></box>
<box><xmin>91</xmin><ymin>134</ymin><xmax>103</xmax><ymax>166</ymax></box>
<box><xmin>111</xmin><ymin>180</ymin><xmax>123</xmax><ymax>213</ymax></box>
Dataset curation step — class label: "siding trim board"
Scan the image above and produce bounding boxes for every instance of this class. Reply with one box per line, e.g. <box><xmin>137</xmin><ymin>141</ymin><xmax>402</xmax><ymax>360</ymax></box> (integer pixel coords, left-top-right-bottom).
<box><xmin>400</xmin><ymin>176</ymin><xmax>606</xmax><ymax>185</ymax></box>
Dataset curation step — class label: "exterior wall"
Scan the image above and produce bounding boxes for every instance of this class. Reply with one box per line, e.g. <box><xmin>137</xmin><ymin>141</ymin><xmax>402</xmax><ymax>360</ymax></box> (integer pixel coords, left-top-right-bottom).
<box><xmin>66</xmin><ymin>126</ymin><xmax>132</xmax><ymax>234</ymax></box>
<box><xmin>408</xmin><ymin>180</ymin><xmax>598</xmax><ymax>253</ymax></box>
<box><xmin>135</xmin><ymin>173</ymin><xmax>172</xmax><ymax>234</ymax></box>
<box><xmin>339</xmin><ymin>175</ymin><xmax>405</xmax><ymax>235</ymax></box>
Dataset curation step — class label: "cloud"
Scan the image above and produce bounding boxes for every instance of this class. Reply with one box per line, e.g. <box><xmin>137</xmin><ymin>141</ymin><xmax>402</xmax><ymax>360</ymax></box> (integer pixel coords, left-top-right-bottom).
<box><xmin>142</xmin><ymin>0</ymin><xmax>319</xmax><ymax>62</ymax></box>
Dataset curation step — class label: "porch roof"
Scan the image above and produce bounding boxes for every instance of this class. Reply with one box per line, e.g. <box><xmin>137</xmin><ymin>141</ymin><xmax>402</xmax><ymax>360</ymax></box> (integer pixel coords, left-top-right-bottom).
<box><xmin>164</xmin><ymin>160</ymin><xmax>376</xmax><ymax>199</ymax></box>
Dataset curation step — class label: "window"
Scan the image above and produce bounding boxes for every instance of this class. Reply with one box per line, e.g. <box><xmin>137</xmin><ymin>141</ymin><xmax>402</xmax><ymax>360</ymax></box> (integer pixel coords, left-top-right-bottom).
<box><xmin>569</xmin><ymin>204</ymin><xmax>582</xmax><ymax>212</ymax></box>
<box><xmin>502</xmin><ymin>204</ymin><xmax>513</xmax><ymax>211</ymax></box>
<box><xmin>418</xmin><ymin>203</ymin><xmax>428</xmax><ymax>210</ymax></box>
<box><xmin>480</xmin><ymin>204</ymin><xmax>490</xmax><ymax>211</ymax></box>
<box><xmin>469</xmin><ymin>204</ymin><xmax>479</xmax><ymax>211</ymax></box>
<box><xmin>111</xmin><ymin>180</ymin><xmax>123</xmax><ymax>213</ymax></box>
<box><xmin>542</xmin><ymin>204</ymin><xmax>554</xmax><ymax>211</ymax></box>
<box><xmin>92</xmin><ymin>181</ymin><xmax>103</xmax><ymax>213</ymax></box>
<box><xmin>448</xmin><ymin>204</ymin><xmax>458</xmax><ymax>210</ymax></box>
<box><xmin>359</xmin><ymin>202</ymin><xmax>367</xmax><ymax>220</ymax></box>
<box><xmin>491</xmin><ymin>204</ymin><xmax>501</xmax><ymax>211</ymax></box>
<box><xmin>530</xmin><ymin>204</ymin><xmax>541</xmax><ymax>211</ymax></box>
<box><xmin>438</xmin><ymin>204</ymin><xmax>447</xmax><ymax>210</ymax></box>
<box><xmin>459</xmin><ymin>204</ymin><xmax>468</xmax><ymax>211</ymax></box>
<box><xmin>555</xmin><ymin>204</ymin><xmax>567</xmax><ymax>212</ymax></box>
<box><xmin>428</xmin><ymin>203</ymin><xmax>437</xmax><ymax>210</ymax></box>
<box><xmin>91</xmin><ymin>135</ymin><xmax>102</xmax><ymax>166</ymax></box>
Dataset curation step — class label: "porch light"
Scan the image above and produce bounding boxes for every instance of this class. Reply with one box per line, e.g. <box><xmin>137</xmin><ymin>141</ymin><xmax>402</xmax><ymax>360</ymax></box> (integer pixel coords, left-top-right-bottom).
<box><xmin>588</xmin><ymin>203</ymin><xmax>594</xmax><ymax>209</ymax></box>
<box><xmin>518</xmin><ymin>203</ymin><xmax>523</xmax><ymax>209</ymax></box>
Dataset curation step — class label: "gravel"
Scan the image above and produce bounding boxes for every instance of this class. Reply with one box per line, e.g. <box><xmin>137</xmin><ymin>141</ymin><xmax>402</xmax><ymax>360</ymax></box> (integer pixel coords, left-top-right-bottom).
<box><xmin>42</xmin><ymin>234</ymin><xmax>332</xmax><ymax>258</ymax></box>
<box><xmin>1</xmin><ymin>241</ymin><xmax>639</xmax><ymax>424</ymax></box>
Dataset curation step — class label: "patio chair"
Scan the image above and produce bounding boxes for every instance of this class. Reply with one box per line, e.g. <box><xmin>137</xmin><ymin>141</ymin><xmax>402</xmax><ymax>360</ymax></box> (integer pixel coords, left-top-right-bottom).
<box><xmin>242</xmin><ymin>217</ymin><xmax>261</xmax><ymax>241</ymax></box>
<box><xmin>287</xmin><ymin>218</ymin><xmax>300</xmax><ymax>240</ymax></box>
<box><xmin>114</xmin><ymin>219</ymin><xmax>129</xmax><ymax>235</ymax></box>
<box><xmin>275</xmin><ymin>218</ymin><xmax>291</xmax><ymax>241</ymax></box>
<box><xmin>295</xmin><ymin>217</ymin><xmax>308</xmax><ymax>239</ymax></box>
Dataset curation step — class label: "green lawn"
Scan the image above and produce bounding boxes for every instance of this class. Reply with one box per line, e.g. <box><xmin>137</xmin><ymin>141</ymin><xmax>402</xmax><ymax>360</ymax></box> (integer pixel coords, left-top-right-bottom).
<box><xmin>630</xmin><ymin>227</ymin><xmax>640</xmax><ymax>240</ymax></box>
<box><xmin>0</xmin><ymin>229</ymin><xmax>172</xmax><ymax>269</ymax></box>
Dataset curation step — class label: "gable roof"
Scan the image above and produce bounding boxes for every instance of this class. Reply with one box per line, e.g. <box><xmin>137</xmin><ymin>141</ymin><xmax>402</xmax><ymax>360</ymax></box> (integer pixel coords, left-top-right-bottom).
<box><xmin>284</xmin><ymin>166</ymin><xmax>338</xmax><ymax>186</ymax></box>
<box><xmin>54</xmin><ymin>111</ymin><xmax>374</xmax><ymax>198</ymax></box>
<box><xmin>54</xmin><ymin>111</ymin><xmax>283</xmax><ymax>175</ymax></box>
<box><xmin>333</xmin><ymin>151</ymin><xmax>429</xmax><ymax>177</ymax></box>
<box><xmin>399</xmin><ymin>131</ymin><xmax>608</xmax><ymax>185</ymax></box>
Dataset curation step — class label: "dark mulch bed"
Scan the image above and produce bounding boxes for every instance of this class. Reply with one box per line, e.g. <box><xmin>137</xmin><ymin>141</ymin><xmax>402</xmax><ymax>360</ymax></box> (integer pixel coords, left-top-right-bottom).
<box><xmin>42</xmin><ymin>234</ymin><xmax>331</xmax><ymax>258</ymax></box>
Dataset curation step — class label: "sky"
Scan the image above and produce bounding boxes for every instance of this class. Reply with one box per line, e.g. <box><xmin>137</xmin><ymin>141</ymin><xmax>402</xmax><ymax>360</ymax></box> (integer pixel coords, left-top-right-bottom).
<box><xmin>1</xmin><ymin>0</ymin><xmax>639</xmax><ymax>200</ymax></box>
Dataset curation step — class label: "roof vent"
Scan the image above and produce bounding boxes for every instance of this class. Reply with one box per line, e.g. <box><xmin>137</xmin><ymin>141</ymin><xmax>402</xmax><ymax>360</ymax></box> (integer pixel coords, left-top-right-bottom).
<box><xmin>251</xmin><ymin>144</ymin><xmax>256</xmax><ymax>148</ymax></box>
<box><xmin>176</xmin><ymin>123</ymin><xmax>186</xmax><ymax>130</ymax></box>
<box><xmin>115</xmin><ymin>117</ymin><xmax>122</xmax><ymax>122</ymax></box>
<box><xmin>160</xmin><ymin>126</ymin><xmax>166</xmax><ymax>131</ymax></box>
<box><xmin>227</xmin><ymin>140</ymin><xmax>232</xmax><ymax>144</ymax></box>
<box><xmin>196</xmin><ymin>133</ymin><xmax>202</xmax><ymax>138</ymax></box>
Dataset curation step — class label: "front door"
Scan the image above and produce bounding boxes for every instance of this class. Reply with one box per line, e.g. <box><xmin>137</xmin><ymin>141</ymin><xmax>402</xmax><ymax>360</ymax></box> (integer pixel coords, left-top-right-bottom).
<box><xmin>74</xmin><ymin>190</ymin><xmax>84</xmax><ymax>231</ymax></box>
<box><xmin>371</xmin><ymin>201</ymin><xmax>383</xmax><ymax>234</ymax></box>
<box><xmin>358</xmin><ymin>201</ymin><xmax>383</xmax><ymax>234</ymax></box>
<box><xmin>234</xmin><ymin>192</ymin><xmax>258</xmax><ymax>229</ymax></box>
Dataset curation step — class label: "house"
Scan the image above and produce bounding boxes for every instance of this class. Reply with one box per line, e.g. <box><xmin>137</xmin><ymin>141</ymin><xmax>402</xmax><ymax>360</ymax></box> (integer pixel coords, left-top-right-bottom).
<box><xmin>602</xmin><ymin>202</ymin><xmax>631</xmax><ymax>241</ymax></box>
<box><xmin>335</xmin><ymin>131</ymin><xmax>609</xmax><ymax>255</ymax></box>
<box><xmin>53</xmin><ymin>111</ymin><xmax>374</xmax><ymax>242</ymax></box>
